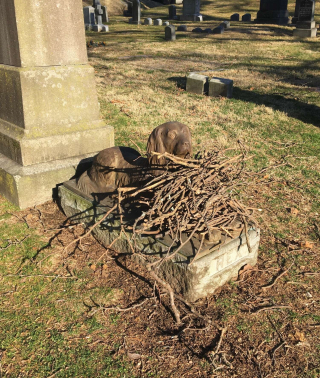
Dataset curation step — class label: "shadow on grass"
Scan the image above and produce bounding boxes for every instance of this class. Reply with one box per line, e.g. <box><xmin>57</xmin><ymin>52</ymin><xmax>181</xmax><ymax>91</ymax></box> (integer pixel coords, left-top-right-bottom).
<box><xmin>233</xmin><ymin>87</ymin><xmax>320</xmax><ymax>128</ymax></box>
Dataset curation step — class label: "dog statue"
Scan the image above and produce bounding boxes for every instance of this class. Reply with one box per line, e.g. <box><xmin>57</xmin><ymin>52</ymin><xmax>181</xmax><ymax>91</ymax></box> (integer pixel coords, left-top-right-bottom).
<box><xmin>77</xmin><ymin>121</ymin><xmax>192</xmax><ymax>196</ymax></box>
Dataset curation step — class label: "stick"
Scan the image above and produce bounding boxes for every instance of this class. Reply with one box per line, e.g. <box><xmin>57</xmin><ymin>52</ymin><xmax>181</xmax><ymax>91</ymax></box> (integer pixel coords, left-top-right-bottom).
<box><xmin>64</xmin><ymin>204</ymin><xmax>117</xmax><ymax>252</ymax></box>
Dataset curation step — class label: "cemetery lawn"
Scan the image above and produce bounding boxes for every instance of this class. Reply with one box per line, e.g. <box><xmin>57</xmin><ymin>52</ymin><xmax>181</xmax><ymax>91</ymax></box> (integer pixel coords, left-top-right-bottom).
<box><xmin>1</xmin><ymin>0</ymin><xmax>320</xmax><ymax>376</ymax></box>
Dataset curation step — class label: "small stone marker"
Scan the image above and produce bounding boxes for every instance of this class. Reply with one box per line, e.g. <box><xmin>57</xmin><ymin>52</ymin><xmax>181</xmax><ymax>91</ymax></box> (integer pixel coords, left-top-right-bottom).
<box><xmin>192</xmin><ymin>27</ymin><xmax>203</xmax><ymax>33</ymax></box>
<box><xmin>83</xmin><ymin>6</ymin><xmax>94</xmax><ymax>25</ymax></box>
<box><xmin>144</xmin><ymin>18</ymin><xmax>153</xmax><ymax>25</ymax></box>
<box><xmin>164</xmin><ymin>21</ymin><xmax>170</xmax><ymax>26</ymax></box>
<box><xmin>221</xmin><ymin>21</ymin><xmax>230</xmax><ymax>29</ymax></box>
<box><xmin>293</xmin><ymin>0</ymin><xmax>317</xmax><ymax>37</ymax></box>
<box><xmin>195</xmin><ymin>15</ymin><xmax>203</xmax><ymax>22</ymax></box>
<box><xmin>212</xmin><ymin>26</ymin><xmax>224</xmax><ymax>34</ymax></box>
<box><xmin>230</xmin><ymin>13</ymin><xmax>239</xmax><ymax>21</ymax></box>
<box><xmin>186</xmin><ymin>73</ymin><xmax>209</xmax><ymax>95</ymax></box>
<box><xmin>177</xmin><ymin>25</ymin><xmax>188</xmax><ymax>31</ymax></box>
<box><xmin>242</xmin><ymin>13</ymin><xmax>251</xmax><ymax>21</ymax></box>
<box><xmin>203</xmin><ymin>28</ymin><xmax>212</xmax><ymax>33</ymax></box>
<box><xmin>154</xmin><ymin>19</ymin><xmax>163</xmax><ymax>26</ymax></box>
<box><xmin>169</xmin><ymin>5</ymin><xmax>177</xmax><ymax>19</ymax></box>
<box><xmin>129</xmin><ymin>0</ymin><xmax>141</xmax><ymax>24</ymax></box>
<box><xmin>209</xmin><ymin>77</ymin><xmax>233</xmax><ymax>98</ymax></box>
<box><xmin>165</xmin><ymin>25</ymin><xmax>176</xmax><ymax>41</ymax></box>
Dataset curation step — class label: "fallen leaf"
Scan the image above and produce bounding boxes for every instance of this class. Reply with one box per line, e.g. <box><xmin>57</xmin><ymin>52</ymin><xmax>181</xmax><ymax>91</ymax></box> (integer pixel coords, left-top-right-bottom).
<box><xmin>300</xmin><ymin>241</ymin><xmax>313</xmax><ymax>249</ymax></box>
<box><xmin>127</xmin><ymin>352</ymin><xmax>142</xmax><ymax>360</ymax></box>
<box><xmin>90</xmin><ymin>264</ymin><xmax>97</xmax><ymax>271</ymax></box>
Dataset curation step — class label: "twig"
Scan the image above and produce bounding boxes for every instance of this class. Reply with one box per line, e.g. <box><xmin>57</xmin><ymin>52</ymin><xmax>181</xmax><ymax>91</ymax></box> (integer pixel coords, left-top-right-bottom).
<box><xmin>63</xmin><ymin>204</ymin><xmax>117</xmax><ymax>252</ymax></box>
<box><xmin>261</xmin><ymin>262</ymin><xmax>294</xmax><ymax>291</ymax></box>
<box><xmin>212</xmin><ymin>327</ymin><xmax>227</xmax><ymax>357</ymax></box>
<box><xmin>252</xmin><ymin>305</ymin><xmax>291</xmax><ymax>314</ymax></box>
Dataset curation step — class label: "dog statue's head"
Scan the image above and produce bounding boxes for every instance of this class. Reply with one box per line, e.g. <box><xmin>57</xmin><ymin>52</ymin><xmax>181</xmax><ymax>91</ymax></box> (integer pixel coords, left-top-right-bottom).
<box><xmin>146</xmin><ymin>122</ymin><xmax>192</xmax><ymax>169</ymax></box>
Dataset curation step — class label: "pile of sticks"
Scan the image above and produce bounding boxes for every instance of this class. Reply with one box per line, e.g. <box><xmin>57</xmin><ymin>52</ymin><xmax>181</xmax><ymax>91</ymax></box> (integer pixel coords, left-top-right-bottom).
<box><xmin>119</xmin><ymin>146</ymin><xmax>257</xmax><ymax>253</ymax></box>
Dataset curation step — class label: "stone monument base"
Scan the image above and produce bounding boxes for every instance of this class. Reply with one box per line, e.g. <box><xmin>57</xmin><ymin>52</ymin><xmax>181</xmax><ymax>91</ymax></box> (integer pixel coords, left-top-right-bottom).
<box><xmin>293</xmin><ymin>21</ymin><xmax>317</xmax><ymax>38</ymax></box>
<box><xmin>180</xmin><ymin>14</ymin><xmax>203</xmax><ymax>21</ymax></box>
<box><xmin>0</xmin><ymin>153</ymin><xmax>97</xmax><ymax>209</ymax></box>
<box><xmin>293</xmin><ymin>27</ymin><xmax>317</xmax><ymax>37</ymax></box>
<box><xmin>255</xmin><ymin>10</ymin><xmax>289</xmax><ymax>24</ymax></box>
<box><xmin>58</xmin><ymin>180</ymin><xmax>260</xmax><ymax>302</ymax></box>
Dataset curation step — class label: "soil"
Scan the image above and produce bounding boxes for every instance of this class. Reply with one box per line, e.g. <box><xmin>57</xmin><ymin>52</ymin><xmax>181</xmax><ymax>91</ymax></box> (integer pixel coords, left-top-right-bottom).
<box><xmin>13</xmin><ymin>189</ymin><xmax>320</xmax><ymax>377</ymax></box>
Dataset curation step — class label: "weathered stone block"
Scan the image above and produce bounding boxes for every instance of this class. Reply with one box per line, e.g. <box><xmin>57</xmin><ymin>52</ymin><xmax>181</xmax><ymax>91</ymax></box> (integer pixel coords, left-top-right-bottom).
<box><xmin>58</xmin><ymin>182</ymin><xmax>260</xmax><ymax>302</ymax></box>
<box><xmin>0</xmin><ymin>153</ymin><xmax>97</xmax><ymax>209</ymax></box>
<box><xmin>293</xmin><ymin>27</ymin><xmax>317</xmax><ymax>37</ymax></box>
<box><xmin>144</xmin><ymin>18</ymin><xmax>153</xmax><ymax>25</ymax></box>
<box><xmin>209</xmin><ymin>77</ymin><xmax>233</xmax><ymax>98</ymax></box>
<box><xmin>0</xmin><ymin>0</ymin><xmax>88</xmax><ymax>67</ymax></box>
<box><xmin>164</xmin><ymin>21</ymin><xmax>170</xmax><ymax>26</ymax></box>
<box><xmin>154</xmin><ymin>19</ymin><xmax>163</xmax><ymax>26</ymax></box>
<box><xmin>186</xmin><ymin>73</ymin><xmax>209</xmax><ymax>95</ymax></box>
<box><xmin>0</xmin><ymin>64</ymin><xmax>102</xmax><ymax>137</ymax></box>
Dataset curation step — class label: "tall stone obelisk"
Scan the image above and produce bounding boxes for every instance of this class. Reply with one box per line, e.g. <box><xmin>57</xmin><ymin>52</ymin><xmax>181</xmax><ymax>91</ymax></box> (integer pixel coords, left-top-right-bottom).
<box><xmin>0</xmin><ymin>0</ymin><xmax>114</xmax><ymax>208</ymax></box>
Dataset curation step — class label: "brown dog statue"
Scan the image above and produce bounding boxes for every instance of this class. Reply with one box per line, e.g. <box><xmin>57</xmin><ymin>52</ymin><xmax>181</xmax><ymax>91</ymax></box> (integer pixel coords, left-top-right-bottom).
<box><xmin>77</xmin><ymin>121</ymin><xmax>192</xmax><ymax>196</ymax></box>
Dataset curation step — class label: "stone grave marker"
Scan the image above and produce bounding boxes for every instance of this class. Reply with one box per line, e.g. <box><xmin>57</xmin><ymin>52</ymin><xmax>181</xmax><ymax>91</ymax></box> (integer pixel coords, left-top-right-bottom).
<box><xmin>129</xmin><ymin>0</ymin><xmax>141</xmax><ymax>24</ymax></box>
<box><xmin>169</xmin><ymin>5</ymin><xmax>177</xmax><ymax>19</ymax></box>
<box><xmin>242</xmin><ymin>13</ymin><xmax>251</xmax><ymax>21</ymax></box>
<box><xmin>154</xmin><ymin>19</ymin><xmax>163</xmax><ymax>26</ymax></box>
<box><xmin>58</xmin><ymin>182</ymin><xmax>261</xmax><ymax>302</ymax></box>
<box><xmin>181</xmin><ymin>0</ymin><xmax>203</xmax><ymax>21</ymax></box>
<box><xmin>165</xmin><ymin>25</ymin><xmax>176</xmax><ymax>41</ymax></box>
<box><xmin>212</xmin><ymin>26</ymin><xmax>224</xmax><ymax>34</ymax></box>
<box><xmin>0</xmin><ymin>0</ymin><xmax>113</xmax><ymax>208</ymax></box>
<box><xmin>177</xmin><ymin>25</ymin><xmax>188</xmax><ymax>31</ymax></box>
<box><xmin>293</xmin><ymin>0</ymin><xmax>317</xmax><ymax>37</ymax></box>
<box><xmin>255</xmin><ymin>0</ymin><xmax>289</xmax><ymax>25</ymax></box>
<box><xmin>230</xmin><ymin>13</ymin><xmax>239</xmax><ymax>21</ymax></box>
<box><xmin>221</xmin><ymin>21</ymin><xmax>230</xmax><ymax>29</ymax></box>
<box><xmin>144</xmin><ymin>18</ymin><xmax>153</xmax><ymax>25</ymax></box>
<box><xmin>292</xmin><ymin>0</ymin><xmax>301</xmax><ymax>24</ymax></box>
<box><xmin>164</xmin><ymin>21</ymin><xmax>170</xmax><ymax>26</ymax></box>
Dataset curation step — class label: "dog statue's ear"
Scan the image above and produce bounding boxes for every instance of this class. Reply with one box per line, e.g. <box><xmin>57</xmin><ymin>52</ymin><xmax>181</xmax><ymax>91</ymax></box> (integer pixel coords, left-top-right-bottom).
<box><xmin>146</xmin><ymin>126</ymin><xmax>167</xmax><ymax>167</ymax></box>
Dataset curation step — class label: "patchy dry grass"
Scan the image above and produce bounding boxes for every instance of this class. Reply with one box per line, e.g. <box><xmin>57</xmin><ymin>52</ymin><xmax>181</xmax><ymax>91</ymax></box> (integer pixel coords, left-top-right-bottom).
<box><xmin>0</xmin><ymin>0</ymin><xmax>320</xmax><ymax>377</ymax></box>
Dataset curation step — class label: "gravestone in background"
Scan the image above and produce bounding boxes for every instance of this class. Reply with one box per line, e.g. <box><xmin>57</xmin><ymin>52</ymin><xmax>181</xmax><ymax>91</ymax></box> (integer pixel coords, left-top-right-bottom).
<box><xmin>292</xmin><ymin>0</ymin><xmax>301</xmax><ymax>24</ymax></box>
<box><xmin>293</xmin><ymin>0</ymin><xmax>317</xmax><ymax>37</ymax></box>
<box><xmin>0</xmin><ymin>0</ymin><xmax>114</xmax><ymax>208</ymax></box>
<box><xmin>255</xmin><ymin>0</ymin><xmax>289</xmax><ymax>24</ymax></box>
<box><xmin>181</xmin><ymin>0</ymin><xmax>203</xmax><ymax>21</ymax></box>
<box><xmin>129</xmin><ymin>0</ymin><xmax>141</xmax><ymax>24</ymax></box>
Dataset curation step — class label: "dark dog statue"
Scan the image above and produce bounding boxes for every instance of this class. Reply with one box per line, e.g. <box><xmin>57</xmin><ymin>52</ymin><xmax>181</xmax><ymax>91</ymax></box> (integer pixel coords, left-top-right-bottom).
<box><xmin>77</xmin><ymin>121</ymin><xmax>192</xmax><ymax>196</ymax></box>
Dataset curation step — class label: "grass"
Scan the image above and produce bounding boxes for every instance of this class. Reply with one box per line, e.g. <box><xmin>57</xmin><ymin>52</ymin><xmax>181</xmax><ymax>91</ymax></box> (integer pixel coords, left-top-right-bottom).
<box><xmin>1</xmin><ymin>0</ymin><xmax>320</xmax><ymax>376</ymax></box>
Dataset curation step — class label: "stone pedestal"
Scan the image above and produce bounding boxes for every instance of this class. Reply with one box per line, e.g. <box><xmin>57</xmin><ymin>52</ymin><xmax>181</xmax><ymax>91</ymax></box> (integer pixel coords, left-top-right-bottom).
<box><xmin>58</xmin><ymin>181</ymin><xmax>260</xmax><ymax>302</ymax></box>
<box><xmin>0</xmin><ymin>0</ymin><xmax>114</xmax><ymax>208</ymax></box>
<box><xmin>181</xmin><ymin>0</ymin><xmax>203</xmax><ymax>21</ymax></box>
<box><xmin>293</xmin><ymin>0</ymin><xmax>317</xmax><ymax>38</ymax></box>
<box><xmin>255</xmin><ymin>0</ymin><xmax>289</xmax><ymax>25</ymax></box>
